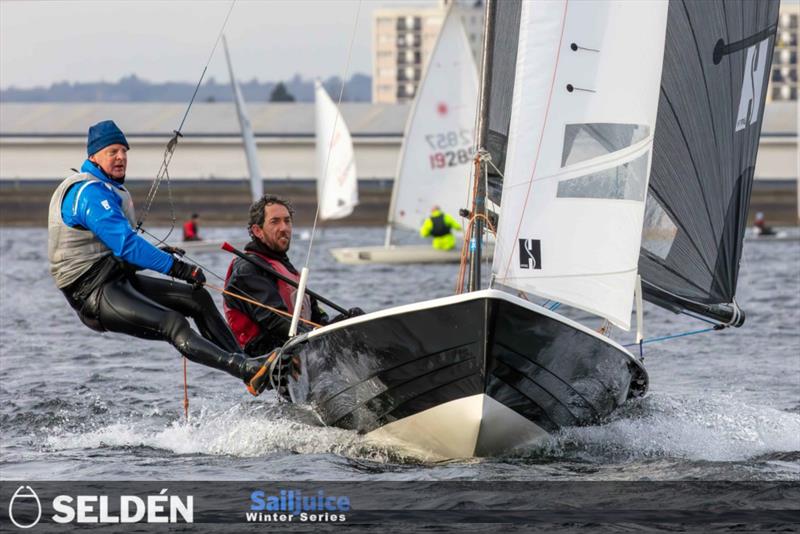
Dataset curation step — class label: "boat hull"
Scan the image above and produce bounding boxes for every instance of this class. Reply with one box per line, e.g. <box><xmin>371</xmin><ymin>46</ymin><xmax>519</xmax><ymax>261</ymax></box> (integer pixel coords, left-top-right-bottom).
<box><xmin>329</xmin><ymin>243</ymin><xmax>494</xmax><ymax>265</ymax></box>
<box><xmin>287</xmin><ymin>290</ymin><xmax>646</xmax><ymax>460</ymax></box>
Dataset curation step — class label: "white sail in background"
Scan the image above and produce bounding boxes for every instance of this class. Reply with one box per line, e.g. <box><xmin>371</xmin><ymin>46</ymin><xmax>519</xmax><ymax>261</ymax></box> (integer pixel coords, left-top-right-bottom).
<box><xmin>388</xmin><ymin>7</ymin><xmax>479</xmax><ymax>234</ymax></box>
<box><xmin>491</xmin><ymin>0</ymin><xmax>669</xmax><ymax>329</ymax></box>
<box><xmin>223</xmin><ymin>35</ymin><xmax>263</xmax><ymax>202</ymax></box>
<box><xmin>315</xmin><ymin>80</ymin><xmax>358</xmax><ymax>220</ymax></box>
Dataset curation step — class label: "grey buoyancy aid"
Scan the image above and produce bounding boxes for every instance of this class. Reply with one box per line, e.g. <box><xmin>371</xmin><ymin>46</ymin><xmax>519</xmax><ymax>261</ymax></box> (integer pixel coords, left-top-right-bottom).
<box><xmin>48</xmin><ymin>173</ymin><xmax>136</xmax><ymax>288</ymax></box>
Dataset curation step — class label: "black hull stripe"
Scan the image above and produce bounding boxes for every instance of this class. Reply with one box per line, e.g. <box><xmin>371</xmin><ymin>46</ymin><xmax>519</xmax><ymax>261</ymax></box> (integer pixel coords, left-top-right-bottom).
<box><xmin>317</xmin><ymin>340</ymin><xmax>477</xmax><ymax>406</ymax></box>
<box><xmin>495</xmin><ymin>339</ymin><xmax>602</xmax><ymax>419</ymax></box>
<box><xmin>489</xmin><ymin>373</ymin><xmax>561</xmax><ymax>432</ymax></box>
<box><xmin>492</xmin><ymin>359</ymin><xmax>581</xmax><ymax>427</ymax></box>
<box><xmin>327</xmin><ymin>356</ymin><xmax>476</xmax><ymax>427</ymax></box>
<box><xmin>372</xmin><ymin>370</ymin><xmax>480</xmax><ymax>427</ymax></box>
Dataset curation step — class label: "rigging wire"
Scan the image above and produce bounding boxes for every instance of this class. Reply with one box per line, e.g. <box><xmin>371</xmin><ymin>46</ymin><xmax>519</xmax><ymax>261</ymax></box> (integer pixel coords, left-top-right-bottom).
<box><xmin>303</xmin><ymin>0</ymin><xmax>363</xmax><ymax>270</ymax></box>
<box><xmin>135</xmin><ymin>0</ymin><xmax>238</xmax><ymax>242</ymax></box>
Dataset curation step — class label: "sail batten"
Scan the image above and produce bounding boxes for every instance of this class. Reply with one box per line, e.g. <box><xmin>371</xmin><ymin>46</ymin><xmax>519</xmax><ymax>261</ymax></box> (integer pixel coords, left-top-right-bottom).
<box><xmin>638</xmin><ymin>0</ymin><xmax>779</xmax><ymax>320</ymax></box>
<box><xmin>490</xmin><ymin>0</ymin><xmax>670</xmax><ymax>330</ymax></box>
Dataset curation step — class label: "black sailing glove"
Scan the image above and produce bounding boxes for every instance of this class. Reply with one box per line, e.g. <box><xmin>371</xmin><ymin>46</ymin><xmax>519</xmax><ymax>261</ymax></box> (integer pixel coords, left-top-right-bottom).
<box><xmin>168</xmin><ymin>259</ymin><xmax>206</xmax><ymax>289</ymax></box>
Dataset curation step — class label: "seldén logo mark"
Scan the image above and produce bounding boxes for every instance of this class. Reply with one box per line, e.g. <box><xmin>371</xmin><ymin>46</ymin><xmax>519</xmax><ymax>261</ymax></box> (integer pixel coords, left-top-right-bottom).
<box><xmin>519</xmin><ymin>239</ymin><xmax>541</xmax><ymax>270</ymax></box>
<box><xmin>7</xmin><ymin>487</ymin><xmax>193</xmax><ymax>528</ymax></box>
<box><xmin>735</xmin><ymin>37</ymin><xmax>770</xmax><ymax>133</ymax></box>
<box><xmin>8</xmin><ymin>486</ymin><xmax>42</xmax><ymax>529</ymax></box>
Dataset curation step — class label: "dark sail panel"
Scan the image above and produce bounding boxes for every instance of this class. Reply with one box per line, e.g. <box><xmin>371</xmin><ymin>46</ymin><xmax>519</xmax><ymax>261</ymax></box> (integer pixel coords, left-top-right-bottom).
<box><xmin>483</xmin><ymin>0</ymin><xmax>521</xmax><ymax>206</ymax></box>
<box><xmin>639</xmin><ymin>0</ymin><xmax>779</xmax><ymax>323</ymax></box>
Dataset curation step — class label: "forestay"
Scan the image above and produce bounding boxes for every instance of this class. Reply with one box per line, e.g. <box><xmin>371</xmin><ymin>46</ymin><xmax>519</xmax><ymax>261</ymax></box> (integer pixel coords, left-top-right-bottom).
<box><xmin>490</xmin><ymin>0</ymin><xmax>669</xmax><ymax>329</ymax></box>
<box><xmin>388</xmin><ymin>7</ymin><xmax>479</xmax><ymax>233</ymax></box>
<box><xmin>315</xmin><ymin>80</ymin><xmax>359</xmax><ymax>220</ymax></box>
<box><xmin>639</xmin><ymin>0</ymin><xmax>779</xmax><ymax>322</ymax></box>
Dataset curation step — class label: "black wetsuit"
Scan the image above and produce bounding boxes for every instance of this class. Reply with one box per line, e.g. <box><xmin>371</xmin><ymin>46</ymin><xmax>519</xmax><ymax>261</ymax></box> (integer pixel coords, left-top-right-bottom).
<box><xmin>62</xmin><ymin>256</ymin><xmax>249</xmax><ymax>378</ymax></box>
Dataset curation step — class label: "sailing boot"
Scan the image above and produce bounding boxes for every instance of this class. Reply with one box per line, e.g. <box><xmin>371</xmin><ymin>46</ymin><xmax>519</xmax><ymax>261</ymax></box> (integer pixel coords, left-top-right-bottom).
<box><xmin>241</xmin><ymin>352</ymin><xmax>277</xmax><ymax>397</ymax></box>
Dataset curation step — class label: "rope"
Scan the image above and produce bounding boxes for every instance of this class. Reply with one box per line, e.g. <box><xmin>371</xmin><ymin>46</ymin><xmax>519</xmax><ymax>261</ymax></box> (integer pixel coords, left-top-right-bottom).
<box><xmin>623</xmin><ymin>325</ymin><xmax>723</xmax><ymax>347</ymax></box>
<box><xmin>303</xmin><ymin>0</ymin><xmax>363</xmax><ymax>270</ymax></box>
<box><xmin>456</xmin><ymin>153</ymin><xmax>497</xmax><ymax>293</ymax></box>
<box><xmin>204</xmin><ymin>282</ymin><xmax>322</xmax><ymax>328</ymax></box>
<box><xmin>182</xmin><ymin>356</ymin><xmax>189</xmax><ymax>420</ymax></box>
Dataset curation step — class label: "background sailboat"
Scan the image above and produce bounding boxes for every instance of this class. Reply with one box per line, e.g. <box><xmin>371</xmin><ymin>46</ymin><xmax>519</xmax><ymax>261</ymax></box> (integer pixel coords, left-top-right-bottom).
<box><xmin>330</xmin><ymin>6</ymin><xmax>482</xmax><ymax>264</ymax></box>
<box><xmin>315</xmin><ymin>79</ymin><xmax>358</xmax><ymax>223</ymax></box>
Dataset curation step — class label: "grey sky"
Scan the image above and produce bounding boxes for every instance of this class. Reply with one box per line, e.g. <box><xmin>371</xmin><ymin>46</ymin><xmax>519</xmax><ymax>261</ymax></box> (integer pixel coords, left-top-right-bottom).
<box><xmin>0</xmin><ymin>0</ymin><xmax>438</xmax><ymax>90</ymax></box>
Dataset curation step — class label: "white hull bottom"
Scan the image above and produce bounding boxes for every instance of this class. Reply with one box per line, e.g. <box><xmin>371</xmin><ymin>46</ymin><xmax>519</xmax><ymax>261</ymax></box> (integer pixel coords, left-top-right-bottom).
<box><xmin>365</xmin><ymin>394</ymin><xmax>548</xmax><ymax>461</ymax></box>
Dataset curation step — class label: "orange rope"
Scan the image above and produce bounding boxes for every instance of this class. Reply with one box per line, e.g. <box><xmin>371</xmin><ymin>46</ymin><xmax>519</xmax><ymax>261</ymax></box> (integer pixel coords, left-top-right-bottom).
<box><xmin>182</xmin><ymin>356</ymin><xmax>189</xmax><ymax>420</ymax></box>
<box><xmin>204</xmin><ymin>282</ymin><xmax>322</xmax><ymax>328</ymax></box>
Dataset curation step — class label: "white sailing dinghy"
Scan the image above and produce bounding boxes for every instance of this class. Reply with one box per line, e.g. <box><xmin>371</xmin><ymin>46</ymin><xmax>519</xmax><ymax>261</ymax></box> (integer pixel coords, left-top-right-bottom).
<box><xmin>330</xmin><ymin>7</ymin><xmax>483</xmax><ymax>264</ymax></box>
<box><xmin>282</xmin><ymin>0</ymin><xmax>777</xmax><ymax>460</ymax></box>
<box><xmin>315</xmin><ymin>79</ymin><xmax>358</xmax><ymax>223</ymax></box>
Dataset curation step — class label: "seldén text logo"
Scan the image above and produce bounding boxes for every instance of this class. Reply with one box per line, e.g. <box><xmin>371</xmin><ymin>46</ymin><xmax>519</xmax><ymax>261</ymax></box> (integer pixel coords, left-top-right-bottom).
<box><xmin>7</xmin><ymin>487</ymin><xmax>193</xmax><ymax>527</ymax></box>
<box><xmin>248</xmin><ymin>488</ymin><xmax>349</xmax><ymax>523</ymax></box>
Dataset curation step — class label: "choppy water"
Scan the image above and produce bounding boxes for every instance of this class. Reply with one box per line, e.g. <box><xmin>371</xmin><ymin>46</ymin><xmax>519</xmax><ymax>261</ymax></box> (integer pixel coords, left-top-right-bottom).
<box><xmin>1</xmin><ymin>226</ymin><xmax>798</xmax><ymax>481</ymax></box>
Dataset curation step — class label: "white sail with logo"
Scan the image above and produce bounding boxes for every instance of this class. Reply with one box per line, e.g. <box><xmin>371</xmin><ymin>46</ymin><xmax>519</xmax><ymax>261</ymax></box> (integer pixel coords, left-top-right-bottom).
<box><xmin>490</xmin><ymin>0</ymin><xmax>669</xmax><ymax>329</ymax></box>
<box><xmin>315</xmin><ymin>80</ymin><xmax>358</xmax><ymax>221</ymax></box>
<box><xmin>387</xmin><ymin>6</ymin><xmax>479</xmax><ymax>236</ymax></box>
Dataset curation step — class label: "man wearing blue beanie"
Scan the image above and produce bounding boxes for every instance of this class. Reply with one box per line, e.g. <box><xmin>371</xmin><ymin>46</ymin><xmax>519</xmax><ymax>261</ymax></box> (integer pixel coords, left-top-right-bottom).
<box><xmin>47</xmin><ymin>120</ymin><xmax>271</xmax><ymax>393</ymax></box>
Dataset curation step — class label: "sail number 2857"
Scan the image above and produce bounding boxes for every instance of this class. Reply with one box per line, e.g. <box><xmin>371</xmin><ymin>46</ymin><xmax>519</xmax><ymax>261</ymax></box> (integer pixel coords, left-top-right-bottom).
<box><xmin>426</xmin><ymin>129</ymin><xmax>474</xmax><ymax>170</ymax></box>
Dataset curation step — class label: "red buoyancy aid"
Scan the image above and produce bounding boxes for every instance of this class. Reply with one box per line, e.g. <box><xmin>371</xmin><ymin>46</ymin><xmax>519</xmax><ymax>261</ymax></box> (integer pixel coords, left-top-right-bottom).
<box><xmin>223</xmin><ymin>251</ymin><xmax>312</xmax><ymax>349</ymax></box>
<box><xmin>182</xmin><ymin>220</ymin><xmax>197</xmax><ymax>240</ymax></box>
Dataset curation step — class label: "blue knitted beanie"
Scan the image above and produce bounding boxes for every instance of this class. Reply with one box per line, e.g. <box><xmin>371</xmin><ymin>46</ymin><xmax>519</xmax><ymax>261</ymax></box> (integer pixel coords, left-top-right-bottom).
<box><xmin>87</xmin><ymin>120</ymin><xmax>129</xmax><ymax>156</ymax></box>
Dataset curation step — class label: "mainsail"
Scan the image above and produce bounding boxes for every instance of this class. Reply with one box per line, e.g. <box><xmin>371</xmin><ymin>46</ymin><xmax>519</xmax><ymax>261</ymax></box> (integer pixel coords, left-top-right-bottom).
<box><xmin>315</xmin><ymin>80</ymin><xmax>358</xmax><ymax>220</ymax></box>
<box><xmin>489</xmin><ymin>0</ymin><xmax>669</xmax><ymax>329</ymax></box>
<box><xmin>638</xmin><ymin>0</ymin><xmax>780</xmax><ymax>325</ymax></box>
<box><xmin>386</xmin><ymin>6</ymin><xmax>479</xmax><ymax>237</ymax></box>
<box><xmin>222</xmin><ymin>36</ymin><xmax>263</xmax><ymax>202</ymax></box>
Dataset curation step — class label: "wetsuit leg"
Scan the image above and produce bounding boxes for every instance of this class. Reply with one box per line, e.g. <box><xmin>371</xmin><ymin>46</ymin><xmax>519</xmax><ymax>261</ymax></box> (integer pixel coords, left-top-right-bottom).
<box><xmin>95</xmin><ymin>277</ymin><xmax>247</xmax><ymax>379</ymax></box>
<box><xmin>130</xmin><ymin>274</ymin><xmax>240</xmax><ymax>353</ymax></box>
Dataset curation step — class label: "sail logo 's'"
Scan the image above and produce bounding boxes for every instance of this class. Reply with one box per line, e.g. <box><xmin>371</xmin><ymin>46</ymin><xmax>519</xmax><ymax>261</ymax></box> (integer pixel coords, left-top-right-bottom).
<box><xmin>518</xmin><ymin>239</ymin><xmax>541</xmax><ymax>270</ymax></box>
<box><xmin>735</xmin><ymin>38</ymin><xmax>770</xmax><ymax>132</ymax></box>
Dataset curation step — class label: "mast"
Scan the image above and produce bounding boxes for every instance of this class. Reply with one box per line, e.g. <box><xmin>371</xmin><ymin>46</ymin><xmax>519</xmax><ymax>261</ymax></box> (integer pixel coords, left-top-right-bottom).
<box><xmin>468</xmin><ymin>0</ymin><xmax>496</xmax><ymax>292</ymax></box>
<box><xmin>223</xmin><ymin>35</ymin><xmax>263</xmax><ymax>202</ymax></box>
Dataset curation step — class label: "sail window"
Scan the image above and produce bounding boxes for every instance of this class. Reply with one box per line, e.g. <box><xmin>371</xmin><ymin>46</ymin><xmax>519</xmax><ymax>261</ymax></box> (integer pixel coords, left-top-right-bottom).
<box><xmin>556</xmin><ymin>151</ymin><xmax>649</xmax><ymax>201</ymax></box>
<box><xmin>641</xmin><ymin>192</ymin><xmax>678</xmax><ymax>260</ymax></box>
<box><xmin>561</xmin><ymin>123</ymin><xmax>649</xmax><ymax>167</ymax></box>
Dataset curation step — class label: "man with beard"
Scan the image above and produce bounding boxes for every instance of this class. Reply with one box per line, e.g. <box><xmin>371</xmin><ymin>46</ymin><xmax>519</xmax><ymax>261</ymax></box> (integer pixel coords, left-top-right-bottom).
<box><xmin>223</xmin><ymin>195</ymin><xmax>363</xmax><ymax>371</ymax></box>
<box><xmin>48</xmin><ymin>120</ymin><xmax>269</xmax><ymax>394</ymax></box>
